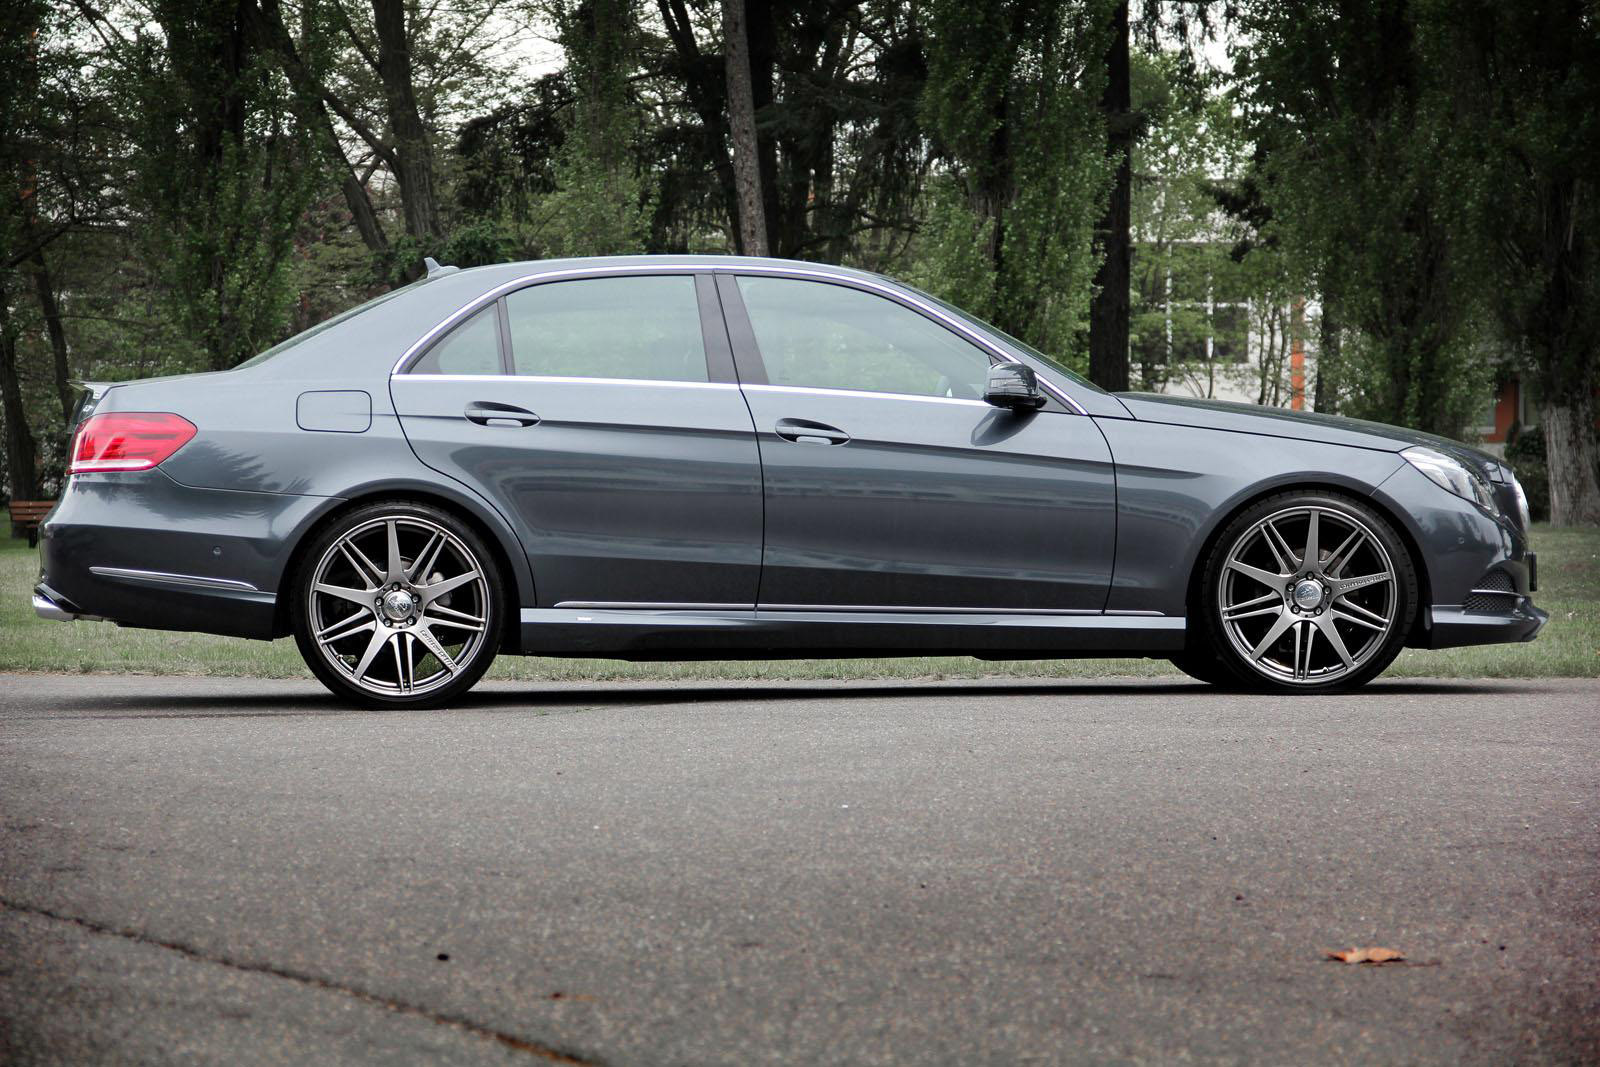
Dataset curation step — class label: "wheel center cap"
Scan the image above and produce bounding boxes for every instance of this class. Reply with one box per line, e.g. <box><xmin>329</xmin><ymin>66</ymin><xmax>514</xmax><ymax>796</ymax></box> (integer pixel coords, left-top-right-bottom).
<box><xmin>1292</xmin><ymin>579</ymin><xmax>1325</xmax><ymax>610</ymax></box>
<box><xmin>380</xmin><ymin>589</ymin><xmax>416</xmax><ymax>621</ymax></box>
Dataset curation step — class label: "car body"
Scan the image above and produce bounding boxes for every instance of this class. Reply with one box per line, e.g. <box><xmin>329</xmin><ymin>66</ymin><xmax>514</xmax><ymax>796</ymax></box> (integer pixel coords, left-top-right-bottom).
<box><xmin>33</xmin><ymin>256</ymin><xmax>1546</xmax><ymax>704</ymax></box>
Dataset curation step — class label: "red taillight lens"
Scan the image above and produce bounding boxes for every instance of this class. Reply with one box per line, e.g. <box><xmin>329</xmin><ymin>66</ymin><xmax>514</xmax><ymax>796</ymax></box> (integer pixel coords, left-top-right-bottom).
<box><xmin>71</xmin><ymin>413</ymin><xmax>197</xmax><ymax>474</ymax></box>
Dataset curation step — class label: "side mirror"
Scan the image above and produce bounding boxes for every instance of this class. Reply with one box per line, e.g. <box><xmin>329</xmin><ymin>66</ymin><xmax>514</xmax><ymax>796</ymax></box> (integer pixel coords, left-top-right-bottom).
<box><xmin>984</xmin><ymin>362</ymin><xmax>1046</xmax><ymax>410</ymax></box>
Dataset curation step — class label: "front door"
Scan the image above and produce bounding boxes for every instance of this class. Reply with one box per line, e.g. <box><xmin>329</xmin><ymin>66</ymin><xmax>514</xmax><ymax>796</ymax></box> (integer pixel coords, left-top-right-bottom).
<box><xmin>721</xmin><ymin>273</ymin><xmax>1116</xmax><ymax>612</ymax></box>
<box><xmin>391</xmin><ymin>272</ymin><xmax>764</xmax><ymax>608</ymax></box>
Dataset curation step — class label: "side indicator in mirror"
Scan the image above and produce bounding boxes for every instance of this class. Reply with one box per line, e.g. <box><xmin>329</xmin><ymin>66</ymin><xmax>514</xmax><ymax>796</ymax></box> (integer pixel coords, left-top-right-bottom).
<box><xmin>984</xmin><ymin>363</ymin><xmax>1046</xmax><ymax>411</ymax></box>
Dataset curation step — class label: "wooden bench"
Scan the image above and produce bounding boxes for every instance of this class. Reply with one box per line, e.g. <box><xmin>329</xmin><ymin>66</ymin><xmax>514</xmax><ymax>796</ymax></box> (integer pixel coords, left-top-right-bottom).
<box><xmin>8</xmin><ymin>500</ymin><xmax>55</xmax><ymax>547</ymax></box>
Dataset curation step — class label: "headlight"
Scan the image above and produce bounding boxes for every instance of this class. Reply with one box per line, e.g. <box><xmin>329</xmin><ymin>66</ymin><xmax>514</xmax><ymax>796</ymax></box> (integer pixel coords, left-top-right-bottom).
<box><xmin>1403</xmin><ymin>446</ymin><xmax>1498</xmax><ymax>513</ymax></box>
<box><xmin>1510</xmin><ymin>474</ymin><xmax>1531</xmax><ymax>528</ymax></box>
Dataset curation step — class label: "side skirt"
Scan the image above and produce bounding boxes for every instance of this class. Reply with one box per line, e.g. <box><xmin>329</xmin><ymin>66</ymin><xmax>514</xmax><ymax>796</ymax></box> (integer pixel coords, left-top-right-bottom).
<box><xmin>517</xmin><ymin>607</ymin><xmax>1186</xmax><ymax>660</ymax></box>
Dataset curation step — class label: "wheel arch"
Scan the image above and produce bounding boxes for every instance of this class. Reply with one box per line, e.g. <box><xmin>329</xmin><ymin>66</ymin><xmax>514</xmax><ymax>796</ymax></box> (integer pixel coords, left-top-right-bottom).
<box><xmin>272</xmin><ymin>481</ymin><xmax>531</xmax><ymax>650</ymax></box>
<box><xmin>1181</xmin><ymin>480</ymin><xmax>1430</xmax><ymax>648</ymax></box>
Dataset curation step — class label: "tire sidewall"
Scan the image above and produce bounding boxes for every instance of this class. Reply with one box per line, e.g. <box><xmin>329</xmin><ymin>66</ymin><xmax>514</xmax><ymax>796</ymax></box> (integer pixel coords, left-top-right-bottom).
<box><xmin>291</xmin><ymin>500</ymin><xmax>504</xmax><ymax>708</ymax></box>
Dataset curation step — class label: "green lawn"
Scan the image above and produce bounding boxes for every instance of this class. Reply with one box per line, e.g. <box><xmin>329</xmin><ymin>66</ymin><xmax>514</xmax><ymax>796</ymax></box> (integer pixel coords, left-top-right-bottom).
<box><xmin>2</xmin><ymin>525</ymin><xmax>1595</xmax><ymax>680</ymax></box>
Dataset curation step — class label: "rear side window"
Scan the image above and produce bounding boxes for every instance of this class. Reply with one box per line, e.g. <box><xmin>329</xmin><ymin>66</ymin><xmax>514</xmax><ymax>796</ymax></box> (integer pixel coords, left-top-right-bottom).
<box><xmin>735</xmin><ymin>276</ymin><xmax>992</xmax><ymax>399</ymax></box>
<box><xmin>411</xmin><ymin>306</ymin><xmax>503</xmax><ymax>375</ymax></box>
<box><xmin>505</xmin><ymin>275</ymin><xmax>708</xmax><ymax>382</ymax></box>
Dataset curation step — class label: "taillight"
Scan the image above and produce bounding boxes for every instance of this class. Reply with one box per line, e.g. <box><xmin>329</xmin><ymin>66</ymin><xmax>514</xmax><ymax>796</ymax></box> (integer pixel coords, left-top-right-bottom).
<box><xmin>71</xmin><ymin>413</ymin><xmax>197</xmax><ymax>474</ymax></box>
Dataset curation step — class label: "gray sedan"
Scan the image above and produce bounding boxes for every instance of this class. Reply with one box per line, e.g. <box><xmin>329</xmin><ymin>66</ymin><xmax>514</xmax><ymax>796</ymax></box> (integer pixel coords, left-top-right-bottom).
<box><xmin>33</xmin><ymin>256</ymin><xmax>1546</xmax><ymax>705</ymax></box>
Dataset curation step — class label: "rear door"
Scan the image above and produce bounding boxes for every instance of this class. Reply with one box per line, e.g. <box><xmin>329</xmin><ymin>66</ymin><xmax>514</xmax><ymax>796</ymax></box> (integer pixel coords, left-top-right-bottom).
<box><xmin>720</xmin><ymin>272</ymin><xmax>1116</xmax><ymax>612</ymax></box>
<box><xmin>391</xmin><ymin>271</ymin><xmax>764</xmax><ymax>608</ymax></box>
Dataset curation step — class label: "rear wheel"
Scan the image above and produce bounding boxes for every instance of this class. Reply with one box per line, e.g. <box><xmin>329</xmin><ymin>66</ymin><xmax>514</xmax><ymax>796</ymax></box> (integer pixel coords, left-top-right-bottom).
<box><xmin>1191</xmin><ymin>491</ymin><xmax>1417</xmax><ymax>693</ymax></box>
<box><xmin>291</xmin><ymin>501</ymin><xmax>503</xmax><ymax>707</ymax></box>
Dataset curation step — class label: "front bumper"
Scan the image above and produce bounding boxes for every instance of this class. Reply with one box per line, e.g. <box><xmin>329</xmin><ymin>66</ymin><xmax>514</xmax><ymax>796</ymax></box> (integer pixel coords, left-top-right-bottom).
<box><xmin>1376</xmin><ymin>462</ymin><xmax>1546</xmax><ymax>651</ymax></box>
<box><xmin>1419</xmin><ymin>600</ymin><xmax>1550</xmax><ymax>649</ymax></box>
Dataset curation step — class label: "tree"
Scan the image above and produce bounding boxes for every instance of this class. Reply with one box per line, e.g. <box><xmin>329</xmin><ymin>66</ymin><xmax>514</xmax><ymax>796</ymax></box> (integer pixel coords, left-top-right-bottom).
<box><xmin>1128</xmin><ymin>50</ymin><xmax>1253</xmax><ymax>397</ymax></box>
<box><xmin>542</xmin><ymin>0</ymin><xmax>653</xmax><ymax>256</ymax></box>
<box><xmin>1088</xmin><ymin>0</ymin><xmax>1131</xmax><ymax>391</ymax></box>
<box><xmin>0</xmin><ymin>278</ymin><xmax>39</xmax><ymax>502</ymax></box>
<box><xmin>722</xmin><ymin>0</ymin><xmax>768</xmax><ymax>254</ymax></box>
<box><xmin>120</xmin><ymin>0</ymin><xmax>322</xmax><ymax>370</ymax></box>
<box><xmin>1438</xmin><ymin>0</ymin><xmax>1600</xmax><ymax>524</ymax></box>
<box><xmin>920</xmin><ymin>0</ymin><xmax>1109</xmax><ymax>362</ymax></box>
<box><xmin>245</xmin><ymin>0</ymin><xmax>530</xmax><ymax>279</ymax></box>
<box><xmin>1235</xmin><ymin>0</ymin><xmax>1490</xmax><ymax>439</ymax></box>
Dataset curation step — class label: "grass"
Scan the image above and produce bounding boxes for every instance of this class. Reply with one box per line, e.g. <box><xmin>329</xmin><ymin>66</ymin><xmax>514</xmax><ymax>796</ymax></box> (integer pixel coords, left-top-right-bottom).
<box><xmin>2</xmin><ymin>524</ymin><xmax>1595</xmax><ymax>681</ymax></box>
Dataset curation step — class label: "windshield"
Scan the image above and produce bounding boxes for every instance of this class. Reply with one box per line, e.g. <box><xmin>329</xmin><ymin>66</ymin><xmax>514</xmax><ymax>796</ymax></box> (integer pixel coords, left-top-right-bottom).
<box><xmin>901</xmin><ymin>283</ymin><xmax>1107</xmax><ymax>394</ymax></box>
<box><xmin>234</xmin><ymin>278</ymin><xmax>428</xmax><ymax>369</ymax></box>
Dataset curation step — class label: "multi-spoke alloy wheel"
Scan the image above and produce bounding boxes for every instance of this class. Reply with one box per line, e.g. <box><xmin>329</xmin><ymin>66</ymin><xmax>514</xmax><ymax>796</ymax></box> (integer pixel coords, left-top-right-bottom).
<box><xmin>292</xmin><ymin>503</ymin><xmax>502</xmax><ymax>706</ymax></box>
<box><xmin>1193</xmin><ymin>493</ymin><xmax>1417</xmax><ymax>692</ymax></box>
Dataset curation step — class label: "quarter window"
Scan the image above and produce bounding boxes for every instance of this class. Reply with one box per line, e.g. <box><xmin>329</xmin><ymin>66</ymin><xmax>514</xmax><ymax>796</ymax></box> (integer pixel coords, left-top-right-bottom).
<box><xmin>505</xmin><ymin>275</ymin><xmax>708</xmax><ymax>382</ymax></box>
<box><xmin>735</xmin><ymin>276</ymin><xmax>992</xmax><ymax>399</ymax></box>
<box><xmin>412</xmin><ymin>305</ymin><xmax>502</xmax><ymax>375</ymax></box>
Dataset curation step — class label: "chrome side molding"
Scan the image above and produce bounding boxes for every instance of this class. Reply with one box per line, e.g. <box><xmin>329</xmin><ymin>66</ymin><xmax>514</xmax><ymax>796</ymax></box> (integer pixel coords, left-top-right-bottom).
<box><xmin>89</xmin><ymin>566</ymin><xmax>259</xmax><ymax>592</ymax></box>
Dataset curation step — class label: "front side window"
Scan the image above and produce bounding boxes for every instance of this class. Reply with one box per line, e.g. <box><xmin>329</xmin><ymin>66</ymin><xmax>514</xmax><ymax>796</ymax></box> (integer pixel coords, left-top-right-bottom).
<box><xmin>735</xmin><ymin>276</ymin><xmax>993</xmax><ymax>399</ymax></box>
<box><xmin>411</xmin><ymin>305</ymin><xmax>503</xmax><ymax>375</ymax></box>
<box><xmin>505</xmin><ymin>275</ymin><xmax>708</xmax><ymax>382</ymax></box>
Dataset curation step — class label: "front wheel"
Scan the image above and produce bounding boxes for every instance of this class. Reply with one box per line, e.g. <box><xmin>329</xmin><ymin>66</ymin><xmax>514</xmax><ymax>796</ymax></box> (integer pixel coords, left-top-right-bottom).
<box><xmin>291</xmin><ymin>501</ymin><xmax>503</xmax><ymax>707</ymax></box>
<box><xmin>1190</xmin><ymin>491</ymin><xmax>1418</xmax><ymax>693</ymax></box>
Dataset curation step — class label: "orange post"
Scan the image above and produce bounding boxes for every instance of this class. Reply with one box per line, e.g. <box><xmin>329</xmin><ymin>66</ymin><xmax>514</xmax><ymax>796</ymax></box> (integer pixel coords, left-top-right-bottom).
<box><xmin>1289</xmin><ymin>298</ymin><xmax>1306</xmax><ymax>410</ymax></box>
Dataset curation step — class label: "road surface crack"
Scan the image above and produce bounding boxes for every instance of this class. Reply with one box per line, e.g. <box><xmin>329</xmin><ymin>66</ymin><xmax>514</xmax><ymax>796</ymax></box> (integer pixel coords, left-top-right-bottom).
<box><xmin>0</xmin><ymin>897</ymin><xmax>598</xmax><ymax>1065</ymax></box>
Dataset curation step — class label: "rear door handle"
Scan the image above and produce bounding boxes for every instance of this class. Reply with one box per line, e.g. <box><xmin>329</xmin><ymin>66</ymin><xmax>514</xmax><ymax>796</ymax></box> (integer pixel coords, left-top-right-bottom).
<box><xmin>465</xmin><ymin>401</ymin><xmax>539</xmax><ymax>428</ymax></box>
<box><xmin>774</xmin><ymin>418</ymin><xmax>850</xmax><ymax>445</ymax></box>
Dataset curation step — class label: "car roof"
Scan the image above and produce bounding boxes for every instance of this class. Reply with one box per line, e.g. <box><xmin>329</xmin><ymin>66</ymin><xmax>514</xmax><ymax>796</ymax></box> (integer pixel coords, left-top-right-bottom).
<box><xmin>234</xmin><ymin>257</ymin><xmax>897</xmax><ymax>382</ymax></box>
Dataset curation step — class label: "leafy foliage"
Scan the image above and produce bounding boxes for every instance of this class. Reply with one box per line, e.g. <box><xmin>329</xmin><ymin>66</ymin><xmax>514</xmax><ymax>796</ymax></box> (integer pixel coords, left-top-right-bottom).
<box><xmin>2</xmin><ymin>0</ymin><xmax>1597</xmax><ymax>524</ymax></box>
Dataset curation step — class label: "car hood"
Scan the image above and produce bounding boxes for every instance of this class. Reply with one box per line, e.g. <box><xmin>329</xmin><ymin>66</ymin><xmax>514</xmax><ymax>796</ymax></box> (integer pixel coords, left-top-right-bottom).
<box><xmin>1114</xmin><ymin>392</ymin><xmax>1504</xmax><ymax>475</ymax></box>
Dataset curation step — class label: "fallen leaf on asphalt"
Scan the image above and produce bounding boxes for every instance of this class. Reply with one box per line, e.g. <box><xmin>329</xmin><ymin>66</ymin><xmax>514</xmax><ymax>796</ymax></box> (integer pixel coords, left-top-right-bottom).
<box><xmin>1325</xmin><ymin>947</ymin><xmax>1405</xmax><ymax>964</ymax></box>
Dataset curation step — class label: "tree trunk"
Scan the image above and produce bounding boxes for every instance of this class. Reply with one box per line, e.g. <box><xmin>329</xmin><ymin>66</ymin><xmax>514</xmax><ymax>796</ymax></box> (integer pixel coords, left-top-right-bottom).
<box><xmin>27</xmin><ymin>247</ymin><xmax>73</xmax><ymax>425</ymax></box>
<box><xmin>745</xmin><ymin>0</ymin><xmax>781</xmax><ymax>253</ymax></box>
<box><xmin>1088</xmin><ymin>0</ymin><xmax>1131</xmax><ymax>393</ymax></box>
<box><xmin>371</xmin><ymin>0</ymin><xmax>443</xmax><ymax>248</ymax></box>
<box><xmin>246</xmin><ymin>0</ymin><xmax>390</xmax><ymax>258</ymax></box>
<box><xmin>1314</xmin><ymin>301</ymin><xmax>1340</xmax><ymax>414</ymax></box>
<box><xmin>657</xmin><ymin>0</ymin><xmax>742</xmax><ymax>251</ymax></box>
<box><xmin>723</xmin><ymin>0</ymin><xmax>769</xmax><ymax>257</ymax></box>
<box><xmin>1541</xmin><ymin>392</ymin><xmax>1600</xmax><ymax>526</ymax></box>
<box><xmin>0</xmin><ymin>282</ymin><xmax>41</xmax><ymax>503</ymax></box>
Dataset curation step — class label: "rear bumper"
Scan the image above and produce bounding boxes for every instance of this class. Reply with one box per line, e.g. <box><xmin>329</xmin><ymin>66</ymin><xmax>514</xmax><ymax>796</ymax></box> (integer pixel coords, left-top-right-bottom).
<box><xmin>32</xmin><ymin>584</ymin><xmax>102</xmax><ymax>623</ymax></box>
<box><xmin>36</xmin><ymin>470</ymin><xmax>327</xmax><ymax>640</ymax></box>
<box><xmin>1420</xmin><ymin>600</ymin><xmax>1549</xmax><ymax>649</ymax></box>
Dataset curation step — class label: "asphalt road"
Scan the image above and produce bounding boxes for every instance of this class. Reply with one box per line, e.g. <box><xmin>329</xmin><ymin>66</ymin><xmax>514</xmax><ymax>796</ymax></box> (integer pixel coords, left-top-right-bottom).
<box><xmin>1</xmin><ymin>673</ymin><xmax>1597</xmax><ymax>1066</ymax></box>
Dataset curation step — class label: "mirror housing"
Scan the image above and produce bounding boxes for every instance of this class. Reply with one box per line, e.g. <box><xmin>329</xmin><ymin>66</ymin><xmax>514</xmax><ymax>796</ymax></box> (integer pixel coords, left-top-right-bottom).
<box><xmin>984</xmin><ymin>362</ymin><xmax>1046</xmax><ymax>410</ymax></box>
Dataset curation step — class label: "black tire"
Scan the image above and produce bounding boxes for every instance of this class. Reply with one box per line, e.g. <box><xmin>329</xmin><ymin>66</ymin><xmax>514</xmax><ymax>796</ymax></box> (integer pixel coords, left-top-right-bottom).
<box><xmin>1190</xmin><ymin>490</ymin><xmax>1418</xmax><ymax>694</ymax></box>
<box><xmin>291</xmin><ymin>500</ymin><xmax>504</xmax><ymax>708</ymax></box>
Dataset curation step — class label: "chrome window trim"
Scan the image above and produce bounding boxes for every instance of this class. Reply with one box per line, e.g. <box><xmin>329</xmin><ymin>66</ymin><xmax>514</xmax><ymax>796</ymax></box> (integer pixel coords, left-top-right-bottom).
<box><xmin>390</xmin><ymin>262</ymin><xmax>1091</xmax><ymax>414</ymax></box>
<box><xmin>391</xmin><ymin>266</ymin><xmax>707</xmax><ymax>378</ymax></box>
<box><xmin>398</xmin><ymin>374</ymin><xmax>740</xmax><ymax>391</ymax></box>
<box><xmin>741</xmin><ymin>383</ymin><xmax>991</xmax><ymax>408</ymax></box>
<box><xmin>90</xmin><ymin>566</ymin><xmax>259</xmax><ymax>592</ymax></box>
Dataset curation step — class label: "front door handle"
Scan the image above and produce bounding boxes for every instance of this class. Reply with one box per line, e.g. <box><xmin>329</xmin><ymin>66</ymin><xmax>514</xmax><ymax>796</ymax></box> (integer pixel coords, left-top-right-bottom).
<box><xmin>774</xmin><ymin>418</ymin><xmax>850</xmax><ymax>445</ymax></box>
<box><xmin>465</xmin><ymin>401</ymin><xmax>539</xmax><ymax>428</ymax></box>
